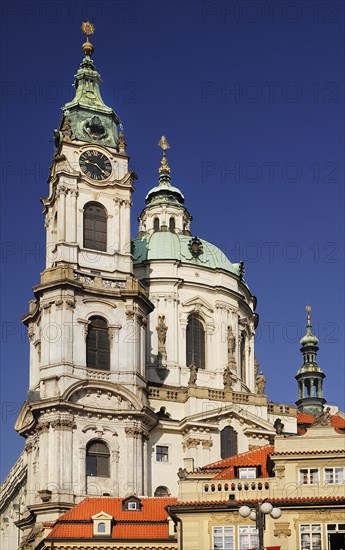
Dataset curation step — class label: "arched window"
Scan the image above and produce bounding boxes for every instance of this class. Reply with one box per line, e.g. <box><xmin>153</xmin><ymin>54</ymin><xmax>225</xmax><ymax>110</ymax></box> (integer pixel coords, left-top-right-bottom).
<box><xmin>83</xmin><ymin>202</ymin><xmax>107</xmax><ymax>251</ymax></box>
<box><xmin>86</xmin><ymin>440</ymin><xmax>110</xmax><ymax>477</ymax></box>
<box><xmin>220</xmin><ymin>426</ymin><xmax>238</xmax><ymax>459</ymax></box>
<box><xmin>154</xmin><ymin>486</ymin><xmax>171</xmax><ymax>497</ymax></box>
<box><xmin>153</xmin><ymin>217</ymin><xmax>160</xmax><ymax>232</ymax></box>
<box><xmin>87</xmin><ymin>317</ymin><xmax>110</xmax><ymax>371</ymax></box>
<box><xmin>169</xmin><ymin>217</ymin><xmax>175</xmax><ymax>232</ymax></box>
<box><xmin>98</xmin><ymin>523</ymin><xmax>106</xmax><ymax>533</ymax></box>
<box><xmin>240</xmin><ymin>332</ymin><xmax>246</xmax><ymax>383</ymax></box>
<box><xmin>186</xmin><ymin>316</ymin><xmax>205</xmax><ymax>369</ymax></box>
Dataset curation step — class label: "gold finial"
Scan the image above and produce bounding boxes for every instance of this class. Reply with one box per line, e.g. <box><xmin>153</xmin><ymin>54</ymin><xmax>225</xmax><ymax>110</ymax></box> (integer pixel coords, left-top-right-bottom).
<box><xmin>81</xmin><ymin>21</ymin><xmax>95</xmax><ymax>55</ymax></box>
<box><xmin>158</xmin><ymin>135</ymin><xmax>170</xmax><ymax>152</ymax></box>
<box><xmin>81</xmin><ymin>21</ymin><xmax>95</xmax><ymax>39</ymax></box>
<box><xmin>306</xmin><ymin>305</ymin><xmax>312</xmax><ymax>330</ymax></box>
<box><xmin>158</xmin><ymin>136</ymin><xmax>171</xmax><ymax>175</ymax></box>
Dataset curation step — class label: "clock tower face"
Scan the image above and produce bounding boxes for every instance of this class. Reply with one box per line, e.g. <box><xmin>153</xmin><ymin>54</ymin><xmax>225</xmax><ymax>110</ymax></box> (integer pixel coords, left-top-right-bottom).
<box><xmin>79</xmin><ymin>149</ymin><xmax>112</xmax><ymax>181</ymax></box>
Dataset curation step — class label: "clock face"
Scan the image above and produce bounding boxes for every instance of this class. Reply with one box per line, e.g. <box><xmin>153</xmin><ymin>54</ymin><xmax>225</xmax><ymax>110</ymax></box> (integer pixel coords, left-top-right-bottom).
<box><xmin>79</xmin><ymin>150</ymin><xmax>112</xmax><ymax>181</ymax></box>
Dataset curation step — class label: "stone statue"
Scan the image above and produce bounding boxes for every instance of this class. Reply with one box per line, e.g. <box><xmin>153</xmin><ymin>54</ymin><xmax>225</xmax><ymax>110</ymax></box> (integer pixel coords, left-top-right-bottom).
<box><xmin>227</xmin><ymin>325</ymin><xmax>237</xmax><ymax>371</ymax></box>
<box><xmin>274</xmin><ymin>418</ymin><xmax>284</xmax><ymax>435</ymax></box>
<box><xmin>313</xmin><ymin>406</ymin><xmax>332</xmax><ymax>427</ymax></box>
<box><xmin>157</xmin><ymin>315</ymin><xmax>168</xmax><ymax>355</ymax></box>
<box><xmin>256</xmin><ymin>371</ymin><xmax>266</xmax><ymax>394</ymax></box>
<box><xmin>188</xmin><ymin>362</ymin><xmax>198</xmax><ymax>386</ymax></box>
<box><xmin>177</xmin><ymin>467</ymin><xmax>188</xmax><ymax>480</ymax></box>
<box><xmin>223</xmin><ymin>367</ymin><xmax>233</xmax><ymax>390</ymax></box>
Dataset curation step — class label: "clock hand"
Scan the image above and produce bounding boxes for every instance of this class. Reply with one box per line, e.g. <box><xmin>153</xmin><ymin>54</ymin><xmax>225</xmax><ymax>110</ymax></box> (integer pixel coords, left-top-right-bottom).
<box><xmin>83</xmin><ymin>159</ymin><xmax>104</xmax><ymax>172</ymax></box>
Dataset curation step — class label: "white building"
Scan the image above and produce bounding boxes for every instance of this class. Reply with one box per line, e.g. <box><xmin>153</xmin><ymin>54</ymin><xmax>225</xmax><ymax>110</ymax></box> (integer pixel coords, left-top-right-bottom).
<box><xmin>1</xmin><ymin>29</ymin><xmax>301</xmax><ymax>550</ymax></box>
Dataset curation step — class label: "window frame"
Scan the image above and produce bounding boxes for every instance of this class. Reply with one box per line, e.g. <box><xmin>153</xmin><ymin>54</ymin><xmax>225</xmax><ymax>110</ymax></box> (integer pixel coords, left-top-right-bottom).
<box><xmin>156</xmin><ymin>445</ymin><xmax>169</xmax><ymax>463</ymax></box>
<box><xmin>299</xmin><ymin>468</ymin><xmax>320</xmax><ymax>485</ymax></box>
<box><xmin>83</xmin><ymin>202</ymin><xmax>107</xmax><ymax>252</ymax></box>
<box><xmin>212</xmin><ymin>525</ymin><xmax>234</xmax><ymax>550</ymax></box>
<box><xmin>238</xmin><ymin>467</ymin><xmax>257</xmax><ymax>479</ymax></box>
<box><xmin>324</xmin><ymin>466</ymin><xmax>345</xmax><ymax>484</ymax></box>
<box><xmin>86</xmin><ymin>316</ymin><xmax>110</xmax><ymax>371</ymax></box>
<box><xmin>238</xmin><ymin>525</ymin><xmax>259</xmax><ymax>550</ymax></box>
<box><xmin>299</xmin><ymin>523</ymin><xmax>322</xmax><ymax>550</ymax></box>
<box><xmin>186</xmin><ymin>315</ymin><xmax>206</xmax><ymax>370</ymax></box>
<box><xmin>86</xmin><ymin>440</ymin><xmax>110</xmax><ymax>478</ymax></box>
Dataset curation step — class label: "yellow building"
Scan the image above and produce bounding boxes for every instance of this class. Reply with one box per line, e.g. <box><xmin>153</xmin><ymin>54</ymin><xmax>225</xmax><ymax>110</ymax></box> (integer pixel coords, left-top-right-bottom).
<box><xmin>168</xmin><ymin>419</ymin><xmax>345</xmax><ymax>550</ymax></box>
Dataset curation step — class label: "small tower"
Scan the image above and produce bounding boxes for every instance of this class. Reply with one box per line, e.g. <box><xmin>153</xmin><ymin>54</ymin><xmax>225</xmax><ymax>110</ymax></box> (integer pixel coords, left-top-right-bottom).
<box><xmin>137</xmin><ymin>136</ymin><xmax>192</xmax><ymax>236</ymax></box>
<box><xmin>295</xmin><ymin>306</ymin><xmax>326</xmax><ymax>416</ymax></box>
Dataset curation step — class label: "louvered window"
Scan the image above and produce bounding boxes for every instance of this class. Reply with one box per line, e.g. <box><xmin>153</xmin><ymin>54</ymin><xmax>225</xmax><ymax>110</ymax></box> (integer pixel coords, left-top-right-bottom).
<box><xmin>186</xmin><ymin>316</ymin><xmax>205</xmax><ymax>369</ymax></box>
<box><xmin>83</xmin><ymin>202</ymin><xmax>107</xmax><ymax>251</ymax></box>
<box><xmin>87</xmin><ymin>317</ymin><xmax>110</xmax><ymax>371</ymax></box>
<box><xmin>86</xmin><ymin>441</ymin><xmax>110</xmax><ymax>477</ymax></box>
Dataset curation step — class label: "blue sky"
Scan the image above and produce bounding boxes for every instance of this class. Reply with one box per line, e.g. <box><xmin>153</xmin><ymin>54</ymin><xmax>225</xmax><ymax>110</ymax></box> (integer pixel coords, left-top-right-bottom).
<box><xmin>1</xmin><ymin>0</ymin><xmax>344</xmax><ymax>481</ymax></box>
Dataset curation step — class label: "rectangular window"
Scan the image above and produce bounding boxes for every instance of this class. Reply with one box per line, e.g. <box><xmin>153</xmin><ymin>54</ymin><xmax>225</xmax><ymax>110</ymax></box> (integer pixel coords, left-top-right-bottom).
<box><xmin>299</xmin><ymin>468</ymin><xmax>319</xmax><ymax>485</ymax></box>
<box><xmin>324</xmin><ymin>467</ymin><xmax>344</xmax><ymax>484</ymax></box>
<box><xmin>128</xmin><ymin>502</ymin><xmax>137</xmax><ymax>510</ymax></box>
<box><xmin>156</xmin><ymin>445</ymin><xmax>169</xmax><ymax>462</ymax></box>
<box><xmin>300</xmin><ymin>524</ymin><xmax>322</xmax><ymax>550</ymax></box>
<box><xmin>239</xmin><ymin>525</ymin><xmax>258</xmax><ymax>550</ymax></box>
<box><xmin>212</xmin><ymin>526</ymin><xmax>234</xmax><ymax>550</ymax></box>
<box><xmin>238</xmin><ymin>467</ymin><xmax>257</xmax><ymax>479</ymax></box>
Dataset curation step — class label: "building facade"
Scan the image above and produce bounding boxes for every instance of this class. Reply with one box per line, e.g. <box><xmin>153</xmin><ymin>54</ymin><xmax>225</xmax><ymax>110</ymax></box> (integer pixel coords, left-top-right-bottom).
<box><xmin>0</xmin><ymin>26</ymin><xmax>341</xmax><ymax>550</ymax></box>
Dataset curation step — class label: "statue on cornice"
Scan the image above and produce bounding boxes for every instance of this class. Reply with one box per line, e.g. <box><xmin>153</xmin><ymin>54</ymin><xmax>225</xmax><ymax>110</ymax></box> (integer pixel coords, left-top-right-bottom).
<box><xmin>223</xmin><ymin>366</ymin><xmax>233</xmax><ymax>390</ymax></box>
<box><xmin>227</xmin><ymin>325</ymin><xmax>237</xmax><ymax>371</ymax></box>
<box><xmin>256</xmin><ymin>371</ymin><xmax>266</xmax><ymax>394</ymax></box>
<box><xmin>313</xmin><ymin>406</ymin><xmax>331</xmax><ymax>427</ymax></box>
<box><xmin>157</xmin><ymin>315</ymin><xmax>167</xmax><ymax>355</ymax></box>
<box><xmin>188</xmin><ymin>362</ymin><xmax>198</xmax><ymax>386</ymax></box>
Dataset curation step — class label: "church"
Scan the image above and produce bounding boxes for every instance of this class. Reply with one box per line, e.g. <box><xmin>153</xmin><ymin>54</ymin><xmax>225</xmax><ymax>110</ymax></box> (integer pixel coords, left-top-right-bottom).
<box><xmin>1</xmin><ymin>23</ymin><xmax>343</xmax><ymax>550</ymax></box>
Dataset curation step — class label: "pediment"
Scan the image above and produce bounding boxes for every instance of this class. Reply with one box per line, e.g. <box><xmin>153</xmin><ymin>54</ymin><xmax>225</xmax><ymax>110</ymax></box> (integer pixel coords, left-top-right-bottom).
<box><xmin>182</xmin><ymin>296</ymin><xmax>214</xmax><ymax>315</ymax></box>
<box><xmin>63</xmin><ymin>381</ymin><xmax>142</xmax><ymax>412</ymax></box>
<box><xmin>14</xmin><ymin>402</ymin><xmax>35</xmax><ymax>434</ymax></box>
<box><xmin>91</xmin><ymin>511</ymin><xmax>113</xmax><ymax>521</ymax></box>
<box><xmin>183</xmin><ymin>404</ymin><xmax>275</xmax><ymax>435</ymax></box>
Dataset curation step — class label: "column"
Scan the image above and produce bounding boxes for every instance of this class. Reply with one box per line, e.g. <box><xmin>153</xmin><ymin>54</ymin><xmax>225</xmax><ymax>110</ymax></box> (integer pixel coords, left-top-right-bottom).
<box><xmin>69</xmin><ymin>189</ymin><xmax>78</xmax><ymax>243</ymax></box>
<box><xmin>57</xmin><ymin>186</ymin><xmax>67</xmax><ymax>241</ymax></box>
<box><xmin>113</xmin><ymin>199</ymin><xmax>120</xmax><ymax>252</ymax></box>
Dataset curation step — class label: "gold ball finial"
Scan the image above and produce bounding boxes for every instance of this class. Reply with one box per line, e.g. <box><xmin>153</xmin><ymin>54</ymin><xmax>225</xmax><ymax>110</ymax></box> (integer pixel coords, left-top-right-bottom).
<box><xmin>306</xmin><ymin>305</ymin><xmax>312</xmax><ymax>329</ymax></box>
<box><xmin>81</xmin><ymin>21</ymin><xmax>95</xmax><ymax>55</ymax></box>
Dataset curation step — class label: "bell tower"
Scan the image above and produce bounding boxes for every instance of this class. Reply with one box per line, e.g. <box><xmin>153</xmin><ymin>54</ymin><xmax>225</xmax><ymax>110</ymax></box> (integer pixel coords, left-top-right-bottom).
<box><xmin>295</xmin><ymin>306</ymin><xmax>326</xmax><ymax>416</ymax></box>
<box><xmin>14</xmin><ymin>24</ymin><xmax>155</xmax><ymax>540</ymax></box>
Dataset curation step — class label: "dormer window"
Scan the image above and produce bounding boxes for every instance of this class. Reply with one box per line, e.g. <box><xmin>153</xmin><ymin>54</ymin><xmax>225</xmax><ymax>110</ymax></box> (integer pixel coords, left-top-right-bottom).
<box><xmin>91</xmin><ymin>511</ymin><xmax>112</xmax><ymax>537</ymax></box>
<box><xmin>238</xmin><ymin>467</ymin><xmax>257</xmax><ymax>479</ymax></box>
<box><xmin>122</xmin><ymin>496</ymin><xmax>142</xmax><ymax>511</ymax></box>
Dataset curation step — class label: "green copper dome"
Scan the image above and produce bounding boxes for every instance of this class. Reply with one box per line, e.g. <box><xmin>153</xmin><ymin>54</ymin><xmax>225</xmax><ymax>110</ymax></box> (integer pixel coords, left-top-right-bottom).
<box><xmin>132</xmin><ymin>232</ymin><xmax>241</xmax><ymax>275</ymax></box>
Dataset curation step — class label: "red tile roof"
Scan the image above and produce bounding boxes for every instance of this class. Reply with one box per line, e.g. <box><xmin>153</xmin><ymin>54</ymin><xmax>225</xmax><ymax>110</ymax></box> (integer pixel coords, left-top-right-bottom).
<box><xmin>297</xmin><ymin>412</ymin><xmax>345</xmax><ymax>434</ymax></box>
<box><xmin>172</xmin><ymin>495</ymin><xmax>345</xmax><ymax>507</ymax></box>
<box><xmin>47</xmin><ymin>497</ymin><xmax>177</xmax><ymax>541</ymax></box>
<box><xmin>200</xmin><ymin>445</ymin><xmax>274</xmax><ymax>480</ymax></box>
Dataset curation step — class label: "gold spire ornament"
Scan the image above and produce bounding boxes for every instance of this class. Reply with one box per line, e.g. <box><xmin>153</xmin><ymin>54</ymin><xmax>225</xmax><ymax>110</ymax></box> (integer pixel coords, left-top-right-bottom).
<box><xmin>158</xmin><ymin>136</ymin><xmax>171</xmax><ymax>174</ymax></box>
<box><xmin>306</xmin><ymin>305</ymin><xmax>312</xmax><ymax>330</ymax></box>
<box><xmin>158</xmin><ymin>135</ymin><xmax>170</xmax><ymax>151</ymax></box>
<box><xmin>81</xmin><ymin>21</ymin><xmax>95</xmax><ymax>55</ymax></box>
<box><xmin>81</xmin><ymin>21</ymin><xmax>95</xmax><ymax>38</ymax></box>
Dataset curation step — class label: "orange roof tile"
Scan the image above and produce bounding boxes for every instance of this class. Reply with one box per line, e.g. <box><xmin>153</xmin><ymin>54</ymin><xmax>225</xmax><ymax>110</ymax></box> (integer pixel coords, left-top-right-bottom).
<box><xmin>56</xmin><ymin>497</ymin><xmax>176</xmax><ymax>522</ymax></box>
<box><xmin>47</xmin><ymin>497</ymin><xmax>177</xmax><ymax>541</ymax></box>
<box><xmin>201</xmin><ymin>445</ymin><xmax>274</xmax><ymax>480</ymax></box>
<box><xmin>172</xmin><ymin>495</ymin><xmax>345</xmax><ymax>507</ymax></box>
<box><xmin>297</xmin><ymin>412</ymin><xmax>345</xmax><ymax>431</ymax></box>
